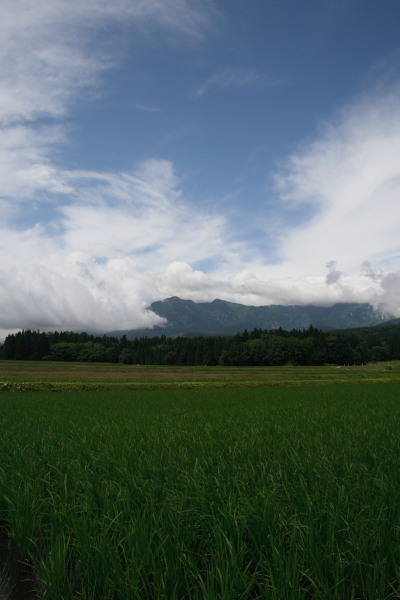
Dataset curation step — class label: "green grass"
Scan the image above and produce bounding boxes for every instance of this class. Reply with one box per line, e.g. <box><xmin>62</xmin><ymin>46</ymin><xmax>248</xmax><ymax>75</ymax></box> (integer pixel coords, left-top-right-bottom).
<box><xmin>1</xmin><ymin>384</ymin><xmax>400</xmax><ymax>598</ymax></box>
<box><xmin>1</xmin><ymin>360</ymin><xmax>400</xmax><ymax>390</ymax></box>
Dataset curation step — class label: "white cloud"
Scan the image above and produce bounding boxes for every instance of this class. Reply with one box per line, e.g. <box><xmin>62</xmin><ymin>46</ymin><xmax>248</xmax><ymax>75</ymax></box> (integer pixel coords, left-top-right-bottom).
<box><xmin>266</xmin><ymin>87</ymin><xmax>400</xmax><ymax>289</ymax></box>
<box><xmin>375</xmin><ymin>270</ymin><xmax>400</xmax><ymax>315</ymax></box>
<box><xmin>0</xmin><ymin>251</ymin><xmax>167</xmax><ymax>333</ymax></box>
<box><xmin>0</xmin><ymin>124</ymin><xmax>69</xmax><ymax>202</ymax></box>
<box><xmin>0</xmin><ymin>156</ymin><xmax>236</xmax><ymax>334</ymax></box>
<box><xmin>0</xmin><ymin>0</ymin><xmax>223</xmax><ymax>336</ymax></box>
<box><xmin>1</xmin><ymin>0</ymin><xmax>400</xmax><ymax>339</ymax></box>
<box><xmin>53</xmin><ymin>159</ymin><xmax>229</xmax><ymax>269</ymax></box>
<box><xmin>0</xmin><ymin>0</ymin><xmax>215</xmax><ymax>206</ymax></box>
<box><xmin>134</xmin><ymin>104</ymin><xmax>164</xmax><ymax>113</ymax></box>
<box><xmin>195</xmin><ymin>67</ymin><xmax>284</xmax><ymax>98</ymax></box>
<box><xmin>0</xmin><ymin>0</ymin><xmax>216</xmax><ymax>184</ymax></box>
<box><xmin>0</xmin><ymin>0</ymin><xmax>213</xmax><ymax>127</ymax></box>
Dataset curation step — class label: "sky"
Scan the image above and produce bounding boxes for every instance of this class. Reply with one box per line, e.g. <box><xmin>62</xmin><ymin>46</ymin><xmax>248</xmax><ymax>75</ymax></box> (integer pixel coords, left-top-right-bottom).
<box><xmin>2</xmin><ymin>0</ymin><xmax>400</xmax><ymax>338</ymax></box>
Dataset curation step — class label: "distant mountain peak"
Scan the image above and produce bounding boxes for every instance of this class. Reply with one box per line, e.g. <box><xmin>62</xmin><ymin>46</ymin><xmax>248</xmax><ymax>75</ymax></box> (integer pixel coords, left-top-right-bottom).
<box><xmin>107</xmin><ymin>297</ymin><xmax>393</xmax><ymax>339</ymax></box>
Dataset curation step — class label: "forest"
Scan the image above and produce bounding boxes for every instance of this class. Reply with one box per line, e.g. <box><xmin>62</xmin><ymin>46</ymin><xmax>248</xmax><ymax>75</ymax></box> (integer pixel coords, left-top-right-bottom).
<box><xmin>1</xmin><ymin>323</ymin><xmax>399</xmax><ymax>366</ymax></box>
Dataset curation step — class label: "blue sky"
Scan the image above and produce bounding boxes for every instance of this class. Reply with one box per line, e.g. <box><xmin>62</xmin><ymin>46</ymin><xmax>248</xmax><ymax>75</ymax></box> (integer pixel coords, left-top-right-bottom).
<box><xmin>1</xmin><ymin>0</ymin><xmax>400</xmax><ymax>336</ymax></box>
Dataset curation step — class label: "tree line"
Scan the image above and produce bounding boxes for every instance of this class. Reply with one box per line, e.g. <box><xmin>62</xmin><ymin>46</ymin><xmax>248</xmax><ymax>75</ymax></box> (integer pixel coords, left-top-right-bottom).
<box><xmin>1</xmin><ymin>324</ymin><xmax>399</xmax><ymax>365</ymax></box>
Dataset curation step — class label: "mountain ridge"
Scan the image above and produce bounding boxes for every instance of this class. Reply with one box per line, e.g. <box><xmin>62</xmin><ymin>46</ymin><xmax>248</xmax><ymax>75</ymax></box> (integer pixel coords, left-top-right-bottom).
<box><xmin>108</xmin><ymin>296</ymin><xmax>392</xmax><ymax>339</ymax></box>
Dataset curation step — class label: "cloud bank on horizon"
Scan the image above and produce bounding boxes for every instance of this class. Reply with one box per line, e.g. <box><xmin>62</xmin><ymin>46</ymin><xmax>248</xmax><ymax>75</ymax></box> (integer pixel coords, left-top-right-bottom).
<box><xmin>1</xmin><ymin>0</ymin><xmax>400</xmax><ymax>338</ymax></box>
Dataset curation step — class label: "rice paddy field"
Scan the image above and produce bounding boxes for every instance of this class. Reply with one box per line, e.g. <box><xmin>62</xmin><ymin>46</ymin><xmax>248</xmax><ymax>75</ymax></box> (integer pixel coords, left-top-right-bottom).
<box><xmin>1</xmin><ymin>362</ymin><xmax>400</xmax><ymax>599</ymax></box>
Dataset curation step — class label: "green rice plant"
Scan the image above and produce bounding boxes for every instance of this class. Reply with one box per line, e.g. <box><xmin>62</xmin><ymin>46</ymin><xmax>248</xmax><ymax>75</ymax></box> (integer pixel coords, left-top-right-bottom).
<box><xmin>0</xmin><ymin>384</ymin><xmax>400</xmax><ymax>598</ymax></box>
<box><xmin>0</xmin><ymin>570</ymin><xmax>12</xmax><ymax>600</ymax></box>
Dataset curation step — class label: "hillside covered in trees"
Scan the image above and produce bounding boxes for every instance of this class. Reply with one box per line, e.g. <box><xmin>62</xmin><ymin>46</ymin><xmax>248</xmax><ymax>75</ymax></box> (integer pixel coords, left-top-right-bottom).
<box><xmin>108</xmin><ymin>297</ymin><xmax>390</xmax><ymax>338</ymax></box>
<box><xmin>1</xmin><ymin>323</ymin><xmax>399</xmax><ymax>366</ymax></box>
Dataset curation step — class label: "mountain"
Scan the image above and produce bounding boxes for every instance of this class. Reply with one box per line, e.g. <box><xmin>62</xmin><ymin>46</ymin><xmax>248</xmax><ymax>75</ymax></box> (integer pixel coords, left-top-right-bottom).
<box><xmin>376</xmin><ymin>317</ymin><xmax>400</xmax><ymax>327</ymax></box>
<box><xmin>109</xmin><ymin>297</ymin><xmax>392</xmax><ymax>339</ymax></box>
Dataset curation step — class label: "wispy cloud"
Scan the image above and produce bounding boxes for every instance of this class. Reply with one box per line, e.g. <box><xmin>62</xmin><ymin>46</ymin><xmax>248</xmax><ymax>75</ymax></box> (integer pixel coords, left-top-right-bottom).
<box><xmin>228</xmin><ymin>83</ymin><xmax>400</xmax><ymax>315</ymax></box>
<box><xmin>195</xmin><ymin>67</ymin><xmax>287</xmax><ymax>98</ymax></box>
<box><xmin>270</xmin><ymin>85</ymin><xmax>400</xmax><ymax>277</ymax></box>
<box><xmin>134</xmin><ymin>104</ymin><xmax>164</xmax><ymax>113</ymax></box>
<box><xmin>1</xmin><ymin>0</ymin><xmax>400</xmax><ymax>338</ymax></box>
<box><xmin>0</xmin><ymin>0</ymin><xmax>214</xmax><ymax>127</ymax></box>
<box><xmin>59</xmin><ymin>160</ymin><xmax>229</xmax><ymax>268</ymax></box>
<box><xmin>0</xmin><ymin>0</ymin><xmax>223</xmax><ymax>336</ymax></box>
<box><xmin>0</xmin><ymin>0</ymin><xmax>215</xmax><ymax>205</ymax></box>
<box><xmin>0</xmin><ymin>156</ymin><xmax>232</xmax><ymax>332</ymax></box>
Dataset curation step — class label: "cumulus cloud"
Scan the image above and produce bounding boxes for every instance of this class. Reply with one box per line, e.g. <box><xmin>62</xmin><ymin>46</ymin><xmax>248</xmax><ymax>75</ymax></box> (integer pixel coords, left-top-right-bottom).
<box><xmin>0</xmin><ymin>0</ymin><xmax>221</xmax><ymax>336</ymax></box>
<box><xmin>0</xmin><ymin>0</ymin><xmax>238</xmax><ymax>336</ymax></box>
<box><xmin>1</xmin><ymin>0</ymin><xmax>400</xmax><ymax>339</ymax></box>
<box><xmin>0</xmin><ymin>156</ymin><xmax>233</xmax><ymax>334</ymax></box>
<box><xmin>0</xmin><ymin>251</ymin><xmax>167</xmax><ymax>335</ymax></box>
<box><xmin>325</xmin><ymin>261</ymin><xmax>343</xmax><ymax>286</ymax></box>
<box><xmin>376</xmin><ymin>270</ymin><xmax>400</xmax><ymax>315</ymax></box>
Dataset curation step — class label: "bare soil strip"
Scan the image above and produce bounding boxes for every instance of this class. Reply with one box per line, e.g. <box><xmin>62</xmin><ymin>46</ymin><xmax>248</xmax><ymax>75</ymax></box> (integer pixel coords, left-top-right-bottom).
<box><xmin>0</xmin><ymin>360</ymin><xmax>399</xmax><ymax>389</ymax></box>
